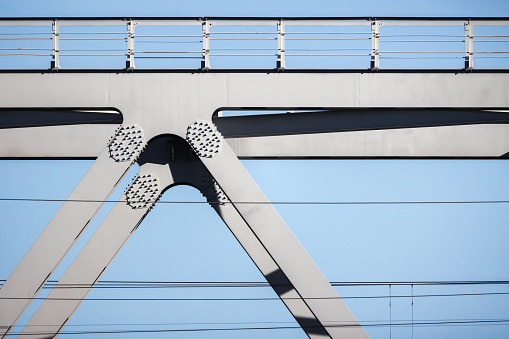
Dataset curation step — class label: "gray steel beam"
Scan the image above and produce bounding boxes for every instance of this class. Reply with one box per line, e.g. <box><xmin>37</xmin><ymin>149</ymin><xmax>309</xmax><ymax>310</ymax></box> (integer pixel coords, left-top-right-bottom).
<box><xmin>169</xmin><ymin>137</ymin><xmax>367</xmax><ymax>338</ymax></box>
<box><xmin>18</xmin><ymin>163</ymin><xmax>166</xmax><ymax>339</ymax></box>
<box><xmin>0</xmin><ymin>125</ymin><xmax>143</xmax><ymax>338</ymax></box>
<box><xmin>16</xmin><ymin>139</ymin><xmax>208</xmax><ymax>337</ymax></box>
<box><xmin>3</xmin><ymin>70</ymin><xmax>509</xmax><ymax>338</ymax></box>
<box><xmin>226</xmin><ymin>124</ymin><xmax>509</xmax><ymax>158</ymax></box>
<box><xmin>0</xmin><ymin>124</ymin><xmax>119</xmax><ymax>159</ymax></box>
<box><xmin>0</xmin><ymin>72</ymin><xmax>509</xmax><ymax>159</ymax></box>
<box><xmin>20</xmin><ymin>137</ymin><xmax>367</xmax><ymax>339</ymax></box>
<box><xmin>186</xmin><ymin>124</ymin><xmax>368</xmax><ymax>338</ymax></box>
<box><xmin>1</xmin><ymin>73</ymin><xmax>509</xmax><ymax>115</ymax></box>
<box><xmin>3</xmin><ymin>122</ymin><xmax>509</xmax><ymax>160</ymax></box>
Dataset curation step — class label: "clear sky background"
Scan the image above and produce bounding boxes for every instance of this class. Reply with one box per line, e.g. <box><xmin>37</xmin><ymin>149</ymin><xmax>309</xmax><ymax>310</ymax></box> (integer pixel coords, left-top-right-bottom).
<box><xmin>1</xmin><ymin>0</ymin><xmax>509</xmax><ymax>338</ymax></box>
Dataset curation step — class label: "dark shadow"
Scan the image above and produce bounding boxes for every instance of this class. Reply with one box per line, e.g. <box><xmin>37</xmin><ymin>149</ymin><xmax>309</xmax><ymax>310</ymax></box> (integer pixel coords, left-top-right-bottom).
<box><xmin>138</xmin><ymin>138</ymin><xmax>332</xmax><ymax>337</ymax></box>
<box><xmin>295</xmin><ymin>316</ymin><xmax>331</xmax><ymax>336</ymax></box>
<box><xmin>138</xmin><ymin>135</ymin><xmax>213</xmax><ymax>202</ymax></box>
<box><xmin>0</xmin><ymin>108</ymin><xmax>122</xmax><ymax>129</ymax></box>
<box><xmin>138</xmin><ymin>135</ymin><xmax>196</xmax><ymax>166</ymax></box>
<box><xmin>214</xmin><ymin>108</ymin><xmax>509</xmax><ymax>137</ymax></box>
<box><xmin>266</xmin><ymin>269</ymin><xmax>330</xmax><ymax>335</ymax></box>
<box><xmin>265</xmin><ymin>268</ymin><xmax>294</xmax><ymax>295</ymax></box>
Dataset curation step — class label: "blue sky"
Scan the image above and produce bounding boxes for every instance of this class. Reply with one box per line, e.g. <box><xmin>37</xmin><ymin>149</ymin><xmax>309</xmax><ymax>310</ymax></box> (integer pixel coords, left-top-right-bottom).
<box><xmin>1</xmin><ymin>0</ymin><xmax>509</xmax><ymax>338</ymax></box>
<box><xmin>2</xmin><ymin>0</ymin><xmax>509</xmax><ymax>18</ymax></box>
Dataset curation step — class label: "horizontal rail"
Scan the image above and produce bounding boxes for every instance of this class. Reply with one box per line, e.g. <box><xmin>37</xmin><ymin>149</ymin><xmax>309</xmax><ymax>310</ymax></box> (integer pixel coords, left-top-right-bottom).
<box><xmin>1</xmin><ymin>17</ymin><xmax>509</xmax><ymax>21</ymax></box>
<box><xmin>0</xmin><ymin>17</ymin><xmax>508</xmax><ymax>70</ymax></box>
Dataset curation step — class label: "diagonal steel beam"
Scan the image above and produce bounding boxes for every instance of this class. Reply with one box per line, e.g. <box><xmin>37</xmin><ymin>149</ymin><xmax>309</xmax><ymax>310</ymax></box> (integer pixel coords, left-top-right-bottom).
<box><xmin>0</xmin><ymin>125</ymin><xmax>144</xmax><ymax>338</ymax></box>
<box><xmin>19</xmin><ymin>136</ymin><xmax>368</xmax><ymax>339</ymax></box>
<box><xmin>18</xmin><ymin>163</ymin><xmax>167</xmax><ymax>339</ymax></box>
<box><xmin>16</xmin><ymin>139</ymin><xmax>201</xmax><ymax>338</ymax></box>
<box><xmin>185</xmin><ymin>122</ymin><xmax>369</xmax><ymax>338</ymax></box>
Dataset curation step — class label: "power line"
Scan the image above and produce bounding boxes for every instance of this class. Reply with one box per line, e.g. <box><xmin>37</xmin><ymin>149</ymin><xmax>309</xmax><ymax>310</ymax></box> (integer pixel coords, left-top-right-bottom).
<box><xmin>2</xmin><ymin>291</ymin><xmax>509</xmax><ymax>301</ymax></box>
<box><xmin>3</xmin><ymin>280</ymin><xmax>509</xmax><ymax>302</ymax></box>
<box><xmin>2</xmin><ymin>197</ymin><xmax>509</xmax><ymax>205</ymax></box>
<box><xmin>11</xmin><ymin>318</ymin><xmax>507</xmax><ymax>328</ymax></box>
<box><xmin>331</xmin><ymin>281</ymin><xmax>509</xmax><ymax>286</ymax></box>
<box><xmin>3</xmin><ymin>279</ymin><xmax>509</xmax><ymax>288</ymax></box>
<box><xmin>7</xmin><ymin>319</ymin><xmax>509</xmax><ymax>336</ymax></box>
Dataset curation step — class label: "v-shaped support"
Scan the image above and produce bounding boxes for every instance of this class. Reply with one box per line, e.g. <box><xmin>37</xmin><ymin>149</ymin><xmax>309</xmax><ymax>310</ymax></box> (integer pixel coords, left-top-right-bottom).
<box><xmin>0</xmin><ymin>125</ymin><xmax>144</xmax><ymax>338</ymax></box>
<box><xmin>17</xmin><ymin>135</ymin><xmax>368</xmax><ymax>339</ymax></box>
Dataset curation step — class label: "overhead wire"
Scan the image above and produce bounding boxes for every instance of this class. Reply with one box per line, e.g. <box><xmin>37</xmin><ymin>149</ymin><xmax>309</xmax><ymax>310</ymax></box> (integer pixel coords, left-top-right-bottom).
<box><xmin>3</xmin><ymin>279</ymin><xmax>509</xmax><ymax>287</ymax></box>
<box><xmin>1</xmin><ymin>280</ymin><xmax>509</xmax><ymax>301</ymax></box>
<box><xmin>7</xmin><ymin>319</ymin><xmax>509</xmax><ymax>336</ymax></box>
<box><xmin>10</xmin><ymin>318</ymin><xmax>508</xmax><ymax>327</ymax></box>
<box><xmin>2</xmin><ymin>291</ymin><xmax>509</xmax><ymax>301</ymax></box>
<box><xmin>2</xmin><ymin>198</ymin><xmax>509</xmax><ymax>205</ymax></box>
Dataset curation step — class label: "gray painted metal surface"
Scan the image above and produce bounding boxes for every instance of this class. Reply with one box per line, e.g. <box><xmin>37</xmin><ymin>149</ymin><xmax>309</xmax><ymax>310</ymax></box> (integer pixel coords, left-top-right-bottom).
<box><xmin>0</xmin><ymin>129</ymin><xmax>143</xmax><ymax>337</ymax></box>
<box><xmin>20</xmin><ymin>137</ymin><xmax>367</xmax><ymax>338</ymax></box>
<box><xmin>0</xmin><ymin>73</ymin><xmax>509</xmax><ymax>158</ymax></box>
<box><xmin>1</xmin><ymin>70</ymin><xmax>509</xmax><ymax>339</ymax></box>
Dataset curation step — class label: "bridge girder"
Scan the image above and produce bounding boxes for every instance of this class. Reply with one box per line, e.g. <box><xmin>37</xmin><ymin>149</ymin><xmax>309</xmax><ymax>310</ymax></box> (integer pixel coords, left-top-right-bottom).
<box><xmin>1</xmin><ymin>71</ymin><xmax>509</xmax><ymax>339</ymax></box>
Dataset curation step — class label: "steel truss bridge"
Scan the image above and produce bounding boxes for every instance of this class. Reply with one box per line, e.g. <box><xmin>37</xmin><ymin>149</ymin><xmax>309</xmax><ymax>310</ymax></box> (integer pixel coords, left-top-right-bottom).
<box><xmin>1</xmin><ymin>17</ymin><xmax>509</xmax><ymax>339</ymax></box>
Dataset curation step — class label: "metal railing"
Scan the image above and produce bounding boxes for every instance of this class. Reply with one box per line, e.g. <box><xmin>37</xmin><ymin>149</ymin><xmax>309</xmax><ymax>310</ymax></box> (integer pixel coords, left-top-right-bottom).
<box><xmin>0</xmin><ymin>17</ymin><xmax>508</xmax><ymax>70</ymax></box>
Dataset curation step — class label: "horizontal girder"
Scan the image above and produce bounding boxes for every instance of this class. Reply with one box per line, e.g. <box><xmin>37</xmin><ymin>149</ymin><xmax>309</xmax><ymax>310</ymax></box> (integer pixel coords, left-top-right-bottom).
<box><xmin>2</xmin><ymin>70</ymin><xmax>509</xmax><ymax>339</ymax></box>
<box><xmin>1</xmin><ymin>72</ymin><xmax>509</xmax><ymax>159</ymax></box>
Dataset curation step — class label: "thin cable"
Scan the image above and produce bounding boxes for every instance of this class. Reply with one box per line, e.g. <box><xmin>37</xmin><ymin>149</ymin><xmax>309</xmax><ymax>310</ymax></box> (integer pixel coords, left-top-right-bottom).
<box><xmin>59</xmin><ymin>38</ymin><xmax>125</xmax><ymax>41</ymax></box>
<box><xmin>382</xmin><ymin>34</ymin><xmax>464</xmax><ymax>37</ymax></box>
<box><xmin>412</xmin><ymin>284</ymin><xmax>414</xmax><ymax>339</ymax></box>
<box><xmin>8</xmin><ymin>319</ymin><xmax>509</xmax><ymax>336</ymax></box>
<box><xmin>286</xmin><ymin>37</ymin><xmax>370</xmax><ymax>40</ymax></box>
<box><xmin>3</xmin><ymin>279</ymin><xmax>509</xmax><ymax>286</ymax></box>
<box><xmin>2</xmin><ymin>198</ymin><xmax>509</xmax><ymax>205</ymax></box>
<box><xmin>389</xmin><ymin>284</ymin><xmax>392</xmax><ymax>339</ymax></box>
<box><xmin>332</xmin><ymin>281</ymin><xmax>509</xmax><ymax>286</ymax></box>
<box><xmin>285</xmin><ymin>32</ymin><xmax>371</xmax><ymax>35</ymax></box>
<box><xmin>29</xmin><ymin>292</ymin><xmax>509</xmax><ymax>299</ymax></box>
<box><xmin>0</xmin><ymin>53</ymin><xmax>50</xmax><ymax>56</ymax></box>
<box><xmin>11</xmin><ymin>318</ymin><xmax>509</xmax><ymax>328</ymax></box>
<box><xmin>3</xmin><ymin>291</ymin><xmax>509</xmax><ymax>301</ymax></box>
<box><xmin>135</xmin><ymin>40</ymin><xmax>201</xmax><ymax>43</ymax></box>
<box><xmin>134</xmin><ymin>34</ymin><xmax>202</xmax><ymax>37</ymax></box>
<box><xmin>286</xmin><ymin>53</ymin><xmax>370</xmax><ymax>56</ymax></box>
<box><xmin>380</xmin><ymin>40</ymin><xmax>464</xmax><ymax>43</ymax></box>
<box><xmin>59</xmin><ymin>32</ymin><xmax>125</xmax><ymax>35</ymax></box>
<box><xmin>10</xmin><ymin>320</ymin><xmax>306</xmax><ymax>329</ymax></box>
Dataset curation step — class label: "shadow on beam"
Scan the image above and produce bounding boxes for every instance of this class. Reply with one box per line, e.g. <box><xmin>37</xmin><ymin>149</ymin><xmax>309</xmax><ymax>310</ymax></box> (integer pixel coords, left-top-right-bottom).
<box><xmin>214</xmin><ymin>109</ymin><xmax>509</xmax><ymax>138</ymax></box>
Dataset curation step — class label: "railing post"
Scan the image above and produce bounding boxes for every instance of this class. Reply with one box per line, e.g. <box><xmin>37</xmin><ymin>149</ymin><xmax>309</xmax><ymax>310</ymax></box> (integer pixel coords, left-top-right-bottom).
<box><xmin>370</xmin><ymin>20</ymin><xmax>380</xmax><ymax>70</ymax></box>
<box><xmin>51</xmin><ymin>20</ymin><xmax>60</xmax><ymax>70</ymax></box>
<box><xmin>126</xmin><ymin>20</ymin><xmax>135</xmax><ymax>70</ymax></box>
<box><xmin>464</xmin><ymin>20</ymin><xmax>474</xmax><ymax>70</ymax></box>
<box><xmin>202</xmin><ymin>19</ymin><xmax>211</xmax><ymax>70</ymax></box>
<box><xmin>277</xmin><ymin>19</ymin><xmax>286</xmax><ymax>70</ymax></box>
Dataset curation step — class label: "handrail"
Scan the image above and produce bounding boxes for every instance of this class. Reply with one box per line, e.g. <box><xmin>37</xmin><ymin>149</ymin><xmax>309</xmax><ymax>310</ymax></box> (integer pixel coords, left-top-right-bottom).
<box><xmin>0</xmin><ymin>16</ymin><xmax>509</xmax><ymax>21</ymax></box>
<box><xmin>0</xmin><ymin>17</ymin><xmax>508</xmax><ymax>71</ymax></box>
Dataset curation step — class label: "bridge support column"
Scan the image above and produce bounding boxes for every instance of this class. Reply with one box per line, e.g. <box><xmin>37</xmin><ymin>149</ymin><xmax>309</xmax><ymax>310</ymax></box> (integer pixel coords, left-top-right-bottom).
<box><xmin>0</xmin><ymin>125</ymin><xmax>144</xmax><ymax>338</ymax></box>
<box><xmin>18</xmin><ymin>135</ymin><xmax>368</xmax><ymax>339</ymax></box>
<box><xmin>18</xmin><ymin>163</ymin><xmax>166</xmax><ymax>339</ymax></box>
<box><xmin>186</xmin><ymin>121</ymin><xmax>368</xmax><ymax>339</ymax></box>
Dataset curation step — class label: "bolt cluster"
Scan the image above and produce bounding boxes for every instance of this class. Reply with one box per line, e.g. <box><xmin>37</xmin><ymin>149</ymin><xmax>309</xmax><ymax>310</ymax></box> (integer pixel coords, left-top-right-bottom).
<box><xmin>186</xmin><ymin>121</ymin><xmax>222</xmax><ymax>158</ymax></box>
<box><xmin>108</xmin><ymin>125</ymin><xmax>144</xmax><ymax>162</ymax></box>
<box><xmin>125</xmin><ymin>174</ymin><xmax>160</xmax><ymax>210</ymax></box>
